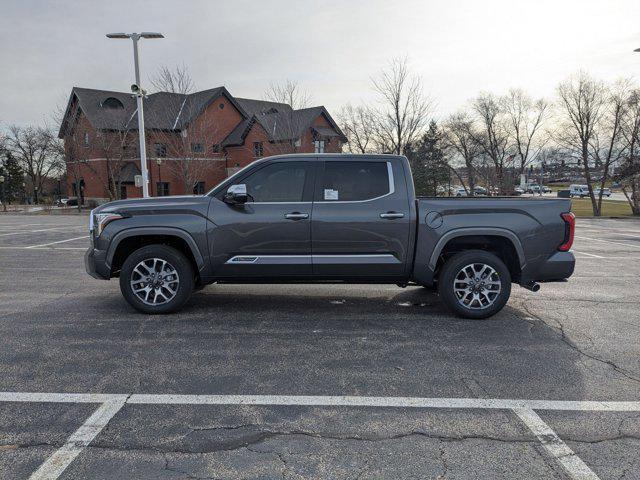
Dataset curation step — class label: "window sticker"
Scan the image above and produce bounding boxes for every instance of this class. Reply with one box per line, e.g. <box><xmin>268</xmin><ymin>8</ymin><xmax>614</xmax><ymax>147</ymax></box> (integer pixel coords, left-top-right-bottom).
<box><xmin>324</xmin><ymin>189</ymin><xmax>339</xmax><ymax>200</ymax></box>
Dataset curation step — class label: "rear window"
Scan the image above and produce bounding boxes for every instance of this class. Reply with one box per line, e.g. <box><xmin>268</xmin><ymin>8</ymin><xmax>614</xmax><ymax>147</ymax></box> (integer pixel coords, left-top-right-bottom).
<box><xmin>321</xmin><ymin>161</ymin><xmax>391</xmax><ymax>201</ymax></box>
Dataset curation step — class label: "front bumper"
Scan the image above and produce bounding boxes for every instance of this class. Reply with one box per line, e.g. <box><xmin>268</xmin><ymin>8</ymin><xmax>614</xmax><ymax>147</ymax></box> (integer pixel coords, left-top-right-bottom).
<box><xmin>526</xmin><ymin>251</ymin><xmax>575</xmax><ymax>283</ymax></box>
<box><xmin>84</xmin><ymin>247</ymin><xmax>110</xmax><ymax>280</ymax></box>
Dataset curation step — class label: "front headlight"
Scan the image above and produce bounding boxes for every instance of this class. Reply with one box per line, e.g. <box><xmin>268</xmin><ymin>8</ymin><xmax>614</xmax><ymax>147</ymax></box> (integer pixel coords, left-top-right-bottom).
<box><xmin>93</xmin><ymin>212</ymin><xmax>124</xmax><ymax>237</ymax></box>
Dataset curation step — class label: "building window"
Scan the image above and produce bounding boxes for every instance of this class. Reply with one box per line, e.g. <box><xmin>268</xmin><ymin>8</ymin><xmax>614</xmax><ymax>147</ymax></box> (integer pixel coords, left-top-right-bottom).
<box><xmin>193</xmin><ymin>181</ymin><xmax>206</xmax><ymax>195</ymax></box>
<box><xmin>154</xmin><ymin>143</ymin><xmax>167</xmax><ymax>157</ymax></box>
<box><xmin>191</xmin><ymin>143</ymin><xmax>204</xmax><ymax>153</ymax></box>
<box><xmin>156</xmin><ymin>182</ymin><xmax>170</xmax><ymax>196</ymax></box>
<box><xmin>253</xmin><ymin>141</ymin><xmax>264</xmax><ymax>158</ymax></box>
<box><xmin>212</xmin><ymin>143</ymin><xmax>221</xmax><ymax>153</ymax></box>
<box><xmin>101</xmin><ymin>97</ymin><xmax>124</xmax><ymax>109</ymax></box>
<box><xmin>83</xmin><ymin>132</ymin><xmax>90</xmax><ymax>147</ymax></box>
<box><xmin>314</xmin><ymin>140</ymin><xmax>325</xmax><ymax>153</ymax></box>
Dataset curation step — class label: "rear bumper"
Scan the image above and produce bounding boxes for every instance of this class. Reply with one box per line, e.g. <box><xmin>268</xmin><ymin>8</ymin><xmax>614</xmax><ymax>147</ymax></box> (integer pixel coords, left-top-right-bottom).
<box><xmin>525</xmin><ymin>251</ymin><xmax>575</xmax><ymax>283</ymax></box>
<box><xmin>85</xmin><ymin>247</ymin><xmax>110</xmax><ymax>280</ymax></box>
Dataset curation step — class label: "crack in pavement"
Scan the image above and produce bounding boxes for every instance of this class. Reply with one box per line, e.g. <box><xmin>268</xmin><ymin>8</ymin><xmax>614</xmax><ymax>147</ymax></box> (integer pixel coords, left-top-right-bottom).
<box><xmin>519</xmin><ymin>301</ymin><xmax>640</xmax><ymax>384</ymax></box>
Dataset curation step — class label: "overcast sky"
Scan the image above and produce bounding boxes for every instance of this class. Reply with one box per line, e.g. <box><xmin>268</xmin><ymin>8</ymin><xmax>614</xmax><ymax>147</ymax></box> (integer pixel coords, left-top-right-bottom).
<box><xmin>1</xmin><ymin>0</ymin><xmax>640</xmax><ymax>127</ymax></box>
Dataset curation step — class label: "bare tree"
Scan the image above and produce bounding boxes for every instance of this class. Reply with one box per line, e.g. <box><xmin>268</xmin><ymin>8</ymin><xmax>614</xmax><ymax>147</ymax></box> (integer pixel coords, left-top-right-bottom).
<box><xmin>370</xmin><ymin>57</ymin><xmax>432</xmax><ymax>155</ymax></box>
<box><xmin>337</xmin><ymin>104</ymin><xmax>377</xmax><ymax>153</ymax></box>
<box><xmin>618</xmin><ymin>88</ymin><xmax>640</xmax><ymax>215</ymax></box>
<box><xmin>4</xmin><ymin>125</ymin><xmax>62</xmax><ymax>204</ymax></box>
<box><xmin>264</xmin><ymin>79</ymin><xmax>312</xmax><ymax>110</ymax></box>
<box><xmin>149</xmin><ymin>65</ymin><xmax>220</xmax><ymax>194</ymax></box>
<box><xmin>590</xmin><ymin>80</ymin><xmax>630</xmax><ymax>215</ymax></box>
<box><xmin>469</xmin><ymin>93</ymin><xmax>512</xmax><ymax>194</ymax></box>
<box><xmin>150</xmin><ymin>65</ymin><xmax>195</xmax><ymax>94</ymax></box>
<box><xmin>442</xmin><ymin>112</ymin><xmax>481</xmax><ymax>195</ymax></box>
<box><xmin>503</xmin><ymin>89</ymin><xmax>549</xmax><ymax>177</ymax></box>
<box><xmin>556</xmin><ymin>72</ymin><xmax>607</xmax><ymax>215</ymax></box>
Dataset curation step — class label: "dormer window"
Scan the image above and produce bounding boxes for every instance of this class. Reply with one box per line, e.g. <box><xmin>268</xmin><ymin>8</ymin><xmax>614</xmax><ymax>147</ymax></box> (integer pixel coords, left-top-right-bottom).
<box><xmin>262</xmin><ymin>107</ymin><xmax>279</xmax><ymax>115</ymax></box>
<box><xmin>101</xmin><ymin>97</ymin><xmax>124</xmax><ymax>109</ymax></box>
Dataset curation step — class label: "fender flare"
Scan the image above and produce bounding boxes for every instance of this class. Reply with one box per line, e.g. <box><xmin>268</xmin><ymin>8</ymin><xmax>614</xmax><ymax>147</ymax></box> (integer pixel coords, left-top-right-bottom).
<box><xmin>428</xmin><ymin>227</ymin><xmax>526</xmax><ymax>271</ymax></box>
<box><xmin>106</xmin><ymin>227</ymin><xmax>205</xmax><ymax>271</ymax></box>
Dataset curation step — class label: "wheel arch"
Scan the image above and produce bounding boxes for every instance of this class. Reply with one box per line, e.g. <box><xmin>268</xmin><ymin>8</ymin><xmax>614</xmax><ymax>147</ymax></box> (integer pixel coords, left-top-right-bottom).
<box><xmin>106</xmin><ymin>227</ymin><xmax>205</xmax><ymax>276</ymax></box>
<box><xmin>430</xmin><ymin>228</ymin><xmax>525</xmax><ymax>282</ymax></box>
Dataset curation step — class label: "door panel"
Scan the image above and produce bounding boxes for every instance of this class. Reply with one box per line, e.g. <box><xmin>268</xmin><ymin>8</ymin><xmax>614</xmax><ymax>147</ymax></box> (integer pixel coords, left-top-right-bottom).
<box><xmin>311</xmin><ymin>159</ymin><xmax>412</xmax><ymax>277</ymax></box>
<box><xmin>208</xmin><ymin>160</ymin><xmax>315</xmax><ymax>277</ymax></box>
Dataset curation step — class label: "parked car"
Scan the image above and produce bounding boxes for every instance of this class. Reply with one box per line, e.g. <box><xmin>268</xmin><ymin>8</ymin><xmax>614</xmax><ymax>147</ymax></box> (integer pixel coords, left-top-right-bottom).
<box><xmin>542</xmin><ymin>186</ymin><xmax>552</xmax><ymax>194</ymax></box>
<box><xmin>85</xmin><ymin>154</ymin><xmax>576</xmax><ymax>319</ymax></box>
<box><xmin>454</xmin><ymin>187</ymin><xmax>468</xmax><ymax>197</ymax></box>
<box><xmin>526</xmin><ymin>184</ymin><xmax>541</xmax><ymax>194</ymax></box>
<box><xmin>510</xmin><ymin>187</ymin><xmax>524</xmax><ymax>196</ymax></box>
<box><xmin>569</xmin><ymin>184</ymin><xmax>590</xmax><ymax>198</ymax></box>
<box><xmin>595</xmin><ymin>187</ymin><xmax>612</xmax><ymax>198</ymax></box>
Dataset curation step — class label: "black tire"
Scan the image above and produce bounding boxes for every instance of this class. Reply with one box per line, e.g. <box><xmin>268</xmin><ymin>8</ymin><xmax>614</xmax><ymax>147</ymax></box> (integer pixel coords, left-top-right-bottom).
<box><xmin>119</xmin><ymin>245</ymin><xmax>194</xmax><ymax>314</ymax></box>
<box><xmin>438</xmin><ymin>250</ymin><xmax>511</xmax><ymax>319</ymax></box>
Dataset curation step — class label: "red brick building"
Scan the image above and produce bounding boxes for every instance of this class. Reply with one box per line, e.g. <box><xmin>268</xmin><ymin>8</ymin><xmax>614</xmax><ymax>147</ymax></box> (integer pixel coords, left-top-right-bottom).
<box><xmin>58</xmin><ymin>86</ymin><xmax>346</xmax><ymax>203</ymax></box>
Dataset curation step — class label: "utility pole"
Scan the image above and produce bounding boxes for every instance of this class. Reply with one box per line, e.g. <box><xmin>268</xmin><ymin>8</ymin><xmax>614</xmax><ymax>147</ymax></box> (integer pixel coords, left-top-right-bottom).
<box><xmin>106</xmin><ymin>32</ymin><xmax>164</xmax><ymax>198</ymax></box>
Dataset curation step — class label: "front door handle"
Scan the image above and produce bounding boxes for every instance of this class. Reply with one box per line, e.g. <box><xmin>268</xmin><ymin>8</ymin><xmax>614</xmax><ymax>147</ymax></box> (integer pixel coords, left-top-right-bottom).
<box><xmin>380</xmin><ymin>212</ymin><xmax>405</xmax><ymax>219</ymax></box>
<box><xmin>284</xmin><ymin>212</ymin><xmax>309</xmax><ymax>220</ymax></box>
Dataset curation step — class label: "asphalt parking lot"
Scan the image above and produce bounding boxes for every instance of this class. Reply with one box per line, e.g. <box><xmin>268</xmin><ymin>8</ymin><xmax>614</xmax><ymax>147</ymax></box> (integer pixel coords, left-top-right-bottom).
<box><xmin>0</xmin><ymin>213</ymin><xmax>639</xmax><ymax>479</ymax></box>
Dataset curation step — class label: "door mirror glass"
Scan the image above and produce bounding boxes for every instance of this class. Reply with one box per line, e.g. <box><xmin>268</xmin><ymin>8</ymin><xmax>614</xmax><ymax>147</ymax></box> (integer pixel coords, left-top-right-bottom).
<box><xmin>224</xmin><ymin>184</ymin><xmax>248</xmax><ymax>204</ymax></box>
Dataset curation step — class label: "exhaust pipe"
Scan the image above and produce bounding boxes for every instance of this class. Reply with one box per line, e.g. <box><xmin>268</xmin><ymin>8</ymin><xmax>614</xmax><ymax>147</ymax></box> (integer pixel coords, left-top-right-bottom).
<box><xmin>521</xmin><ymin>282</ymin><xmax>540</xmax><ymax>292</ymax></box>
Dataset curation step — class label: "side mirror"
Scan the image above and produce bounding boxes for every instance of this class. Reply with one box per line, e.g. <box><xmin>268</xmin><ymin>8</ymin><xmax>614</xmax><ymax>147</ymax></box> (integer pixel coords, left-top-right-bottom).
<box><xmin>224</xmin><ymin>184</ymin><xmax>248</xmax><ymax>204</ymax></box>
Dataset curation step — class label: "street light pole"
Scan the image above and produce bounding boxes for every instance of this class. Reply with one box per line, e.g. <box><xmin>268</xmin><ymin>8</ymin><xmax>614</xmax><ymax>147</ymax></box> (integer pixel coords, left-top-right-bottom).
<box><xmin>106</xmin><ymin>32</ymin><xmax>164</xmax><ymax>198</ymax></box>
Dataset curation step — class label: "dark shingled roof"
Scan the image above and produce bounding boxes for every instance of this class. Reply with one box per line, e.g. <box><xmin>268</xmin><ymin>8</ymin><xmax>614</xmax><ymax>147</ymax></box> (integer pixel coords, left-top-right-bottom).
<box><xmin>60</xmin><ymin>86</ymin><xmax>347</xmax><ymax>146</ymax></box>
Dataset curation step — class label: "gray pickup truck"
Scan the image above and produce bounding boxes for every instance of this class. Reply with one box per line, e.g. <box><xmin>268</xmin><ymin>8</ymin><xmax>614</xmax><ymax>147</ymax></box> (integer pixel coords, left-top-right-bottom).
<box><xmin>85</xmin><ymin>154</ymin><xmax>575</xmax><ymax>319</ymax></box>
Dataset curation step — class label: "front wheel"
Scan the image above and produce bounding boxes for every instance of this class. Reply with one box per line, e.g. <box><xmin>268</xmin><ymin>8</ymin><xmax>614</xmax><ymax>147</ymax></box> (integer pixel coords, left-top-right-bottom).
<box><xmin>438</xmin><ymin>250</ymin><xmax>511</xmax><ymax>319</ymax></box>
<box><xmin>119</xmin><ymin>245</ymin><xmax>194</xmax><ymax>314</ymax></box>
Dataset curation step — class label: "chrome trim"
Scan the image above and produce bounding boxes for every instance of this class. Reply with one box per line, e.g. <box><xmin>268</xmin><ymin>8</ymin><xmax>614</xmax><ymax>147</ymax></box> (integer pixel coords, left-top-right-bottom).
<box><xmin>245</xmin><ymin>202</ymin><xmax>313</xmax><ymax>205</ymax></box>
<box><xmin>316</xmin><ymin>161</ymin><xmax>395</xmax><ymax>204</ymax></box>
<box><xmin>284</xmin><ymin>213</ymin><xmax>309</xmax><ymax>219</ymax></box>
<box><xmin>225</xmin><ymin>254</ymin><xmax>400</xmax><ymax>265</ymax></box>
<box><xmin>226</xmin><ymin>255</ymin><xmax>312</xmax><ymax>265</ymax></box>
<box><xmin>313</xmin><ymin>254</ymin><xmax>400</xmax><ymax>265</ymax></box>
<box><xmin>380</xmin><ymin>212</ymin><xmax>404</xmax><ymax>219</ymax></box>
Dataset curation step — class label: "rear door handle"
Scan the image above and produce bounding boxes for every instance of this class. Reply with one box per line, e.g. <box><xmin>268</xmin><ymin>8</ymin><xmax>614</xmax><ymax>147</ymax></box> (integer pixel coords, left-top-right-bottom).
<box><xmin>284</xmin><ymin>212</ymin><xmax>309</xmax><ymax>220</ymax></box>
<box><xmin>380</xmin><ymin>212</ymin><xmax>405</xmax><ymax>219</ymax></box>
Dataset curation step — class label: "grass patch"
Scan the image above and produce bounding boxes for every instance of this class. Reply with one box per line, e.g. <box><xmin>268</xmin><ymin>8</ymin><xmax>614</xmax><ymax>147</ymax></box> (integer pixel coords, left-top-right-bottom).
<box><xmin>571</xmin><ymin>198</ymin><xmax>633</xmax><ymax>217</ymax></box>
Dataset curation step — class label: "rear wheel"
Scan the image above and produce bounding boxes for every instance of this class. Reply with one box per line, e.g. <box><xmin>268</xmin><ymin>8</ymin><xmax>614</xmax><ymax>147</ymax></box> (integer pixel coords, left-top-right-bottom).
<box><xmin>119</xmin><ymin>245</ymin><xmax>194</xmax><ymax>314</ymax></box>
<box><xmin>438</xmin><ymin>250</ymin><xmax>511</xmax><ymax>319</ymax></box>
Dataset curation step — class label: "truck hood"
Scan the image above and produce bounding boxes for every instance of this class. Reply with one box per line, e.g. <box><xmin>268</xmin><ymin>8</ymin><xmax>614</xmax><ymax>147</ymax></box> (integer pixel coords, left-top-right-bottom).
<box><xmin>93</xmin><ymin>195</ymin><xmax>210</xmax><ymax>214</ymax></box>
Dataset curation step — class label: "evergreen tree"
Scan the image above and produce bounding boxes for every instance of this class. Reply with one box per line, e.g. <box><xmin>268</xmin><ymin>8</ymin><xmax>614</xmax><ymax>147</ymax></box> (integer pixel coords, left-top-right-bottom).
<box><xmin>404</xmin><ymin>121</ymin><xmax>450</xmax><ymax>196</ymax></box>
<box><xmin>0</xmin><ymin>152</ymin><xmax>24</xmax><ymax>204</ymax></box>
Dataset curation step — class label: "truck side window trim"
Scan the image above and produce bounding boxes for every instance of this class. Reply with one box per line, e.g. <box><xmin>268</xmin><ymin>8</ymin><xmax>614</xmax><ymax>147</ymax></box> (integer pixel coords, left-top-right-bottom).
<box><xmin>316</xmin><ymin>161</ymin><xmax>395</xmax><ymax>204</ymax></box>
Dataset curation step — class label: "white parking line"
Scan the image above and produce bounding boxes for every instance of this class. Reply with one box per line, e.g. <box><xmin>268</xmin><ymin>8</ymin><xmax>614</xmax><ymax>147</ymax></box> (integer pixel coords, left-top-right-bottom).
<box><xmin>573</xmin><ymin>251</ymin><xmax>604</xmax><ymax>258</ymax></box>
<box><xmin>2</xmin><ymin>391</ymin><xmax>639</xmax><ymax>411</ymax></box>
<box><xmin>0</xmin><ymin>228</ymin><xmax>69</xmax><ymax>237</ymax></box>
<box><xmin>1</xmin><ymin>392</ymin><xmax>637</xmax><ymax>480</ymax></box>
<box><xmin>0</xmin><ymin>246</ymin><xmax>86</xmax><ymax>251</ymax></box>
<box><xmin>514</xmin><ymin>408</ymin><xmax>600</xmax><ymax>480</ymax></box>
<box><xmin>27</xmin><ymin>397</ymin><xmax>127</xmax><ymax>480</ymax></box>
<box><xmin>575</xmin><ymin>235</ymin><xmax>640</xmax><ymax>249</ymax></box>
<box><xmin>25</xmin><ymin>236</ymin><xmax>88</xmax><ymax>249</ymax></box>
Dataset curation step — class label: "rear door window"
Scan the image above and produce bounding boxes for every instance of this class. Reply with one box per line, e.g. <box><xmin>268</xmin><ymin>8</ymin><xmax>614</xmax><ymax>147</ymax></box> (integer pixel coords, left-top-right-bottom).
<box><xmin>320</xmin><ymin>161</ymin><xmax>391</xmax><ymax>201</ymax></box>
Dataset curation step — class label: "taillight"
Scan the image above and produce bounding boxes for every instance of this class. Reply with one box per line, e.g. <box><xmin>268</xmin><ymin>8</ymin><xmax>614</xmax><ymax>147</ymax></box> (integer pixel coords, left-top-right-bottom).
<box><xmin>558</xmin><ymin>212</ymin><xmax>575</xmax><ymax>251</ymax></box>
